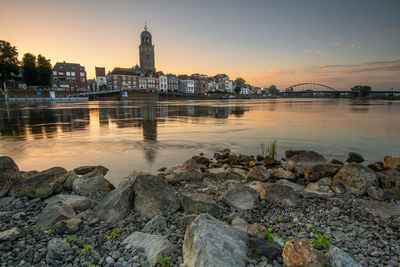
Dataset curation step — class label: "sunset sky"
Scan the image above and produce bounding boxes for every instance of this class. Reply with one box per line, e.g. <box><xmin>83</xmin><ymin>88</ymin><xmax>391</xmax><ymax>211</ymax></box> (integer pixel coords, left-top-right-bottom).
<box><xmin>1</xmin><ymin>0</ymin><xmax>399</xmax><ymax>90</ymax></box>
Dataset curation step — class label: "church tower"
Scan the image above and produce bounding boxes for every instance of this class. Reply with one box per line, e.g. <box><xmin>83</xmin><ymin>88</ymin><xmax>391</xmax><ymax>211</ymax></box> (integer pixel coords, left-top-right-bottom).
<box><xmin>139</xmin><ymin>22</ymin><xmax>155</xmax><ymax>72</ymax></box>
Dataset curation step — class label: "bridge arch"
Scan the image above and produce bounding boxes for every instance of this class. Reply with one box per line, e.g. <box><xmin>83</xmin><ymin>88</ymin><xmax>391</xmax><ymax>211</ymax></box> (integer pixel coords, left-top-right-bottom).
<box><xmin>283</xmin><ymin>83</ymin><xmax>336</xmax><ymax>92</ymax></box>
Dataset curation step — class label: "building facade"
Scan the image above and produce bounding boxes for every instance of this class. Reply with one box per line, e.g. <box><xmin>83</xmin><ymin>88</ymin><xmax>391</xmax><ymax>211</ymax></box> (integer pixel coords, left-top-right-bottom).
<box><xmin>95</xmin><ymin>67</ymin><xmax>107</xmax><ymax>90</ymax></box>
<box><xmin>52</xmin><ymin>62</ymin><xmax>87</xmax><ymax>90</ymax></box>
<box><xmin>107</xmin><ymin>68</ymin><xmax>138</xmax><ymax>90</ymax></box>
<box><xmin>167</xmin><ymin>75</ymin><xmax>179</xmax><ymax>91</ymax></box>
<box><xmin>139</xmin><ymin>23</ymin><xmax>155</xmax><ymax>72</ymax></box>
<box><xmin>159</xmin><ymin>74</ymin><xmax>168</xmax><ymax>92</ymax></box>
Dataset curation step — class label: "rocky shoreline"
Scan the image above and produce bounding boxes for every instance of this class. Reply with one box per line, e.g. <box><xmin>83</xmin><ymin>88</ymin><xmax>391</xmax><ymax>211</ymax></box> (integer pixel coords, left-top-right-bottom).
<box><xmin>0</xmin><ymin>150</ymin><xmax>399</xmax><ymax>267</ymax></box>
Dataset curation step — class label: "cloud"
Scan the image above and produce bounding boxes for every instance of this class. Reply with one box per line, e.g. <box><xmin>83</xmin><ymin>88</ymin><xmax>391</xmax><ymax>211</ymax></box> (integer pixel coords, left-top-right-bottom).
<box><xmin>304</xmin><ymin>49</ymin><xmax>312</xmax><ymax>53</ymax></box>
<box><xmin>392</xmin><ymin>28</ymin><xmax>400</xmax><ymax>33</ymax></box>
<box><xmin>344</xmin><ymin>43</ymin><xmax>361</xmax><ymax>50</ymax></box>
<box><xmin>384</xmin><ymin>29</ymin><xmax>389</xmax><ymax>34</ymax></box>
<box><xmin>333</xmin><ymin>42</ymin><xmax>340</xmax><ymax>47</ymax></box>
<box><xmin>315</xmin><ymin>49</ymin><xmax>323</xmax><ymax>54</ymax></box>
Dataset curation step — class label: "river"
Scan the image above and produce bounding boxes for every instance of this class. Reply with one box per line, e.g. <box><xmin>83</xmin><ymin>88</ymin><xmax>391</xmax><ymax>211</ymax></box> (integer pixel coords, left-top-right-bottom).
<box><xmin>1</xmin><ymin>98</ymin><xmax>399</xmax><ymax>185</ymax></box>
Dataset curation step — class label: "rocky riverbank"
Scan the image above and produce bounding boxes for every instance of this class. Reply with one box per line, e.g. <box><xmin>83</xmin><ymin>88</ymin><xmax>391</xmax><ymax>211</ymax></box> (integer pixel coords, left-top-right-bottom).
<box><xmin>0</xmin><ymin>150</ymin><xmax>399</xmax><ymax>267</ymax></box>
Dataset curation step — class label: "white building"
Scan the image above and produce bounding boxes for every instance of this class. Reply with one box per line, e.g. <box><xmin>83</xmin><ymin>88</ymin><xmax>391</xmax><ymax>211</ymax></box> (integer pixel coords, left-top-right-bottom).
<box><xmin>95</xmin><ymin>67</ymin><xmax>107</xmax><ymax>91</ymax></box>
<box><xmin>240</xmin><ymin>86</ymin><xmax>250</xmax><ymax>95</ymax></box>
<box><xmin>159</xmin><ymin>75</ymin><xmax>168</xmax><ymax>92</ymax></box>
<box><xmin>224</xmin><ymin>79</ymin><xmax>233</xmax><ymax>93</ymax></box>
<box><xmin>186</xmin><ymin>80</ymin><xmax>195</xmax><ymax>94</ymax></box>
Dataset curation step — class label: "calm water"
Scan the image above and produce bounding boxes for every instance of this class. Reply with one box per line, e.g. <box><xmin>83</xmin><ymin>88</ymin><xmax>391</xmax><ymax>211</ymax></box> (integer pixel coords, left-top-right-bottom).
<box><xmin>1</xmin><ymin>99</ymin><xmax>399</xmax><ymax>185</ymax></box>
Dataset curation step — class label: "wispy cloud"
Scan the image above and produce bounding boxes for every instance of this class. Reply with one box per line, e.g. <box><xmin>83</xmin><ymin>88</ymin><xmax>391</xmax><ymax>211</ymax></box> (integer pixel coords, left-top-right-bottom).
<box><xmin>315</xmin><ymin>49</ymin><xmax>323</xmax><ymax>54</ymax></box>
<box><xmin>304</xmin><ymin>49</ymin><xmax>312</xmax><ymax>53</ymax></box>
<box><xmin>392</xmin><ymin>28</ymin><xmax>400</xmax><ymax>33</ymax></box>
<box><xmin>384</xmin><ymin>29</ymin><xmax>389</xmax><ymax>34</ymax></box>
<box><xmin>344</xmin><ymin>43</ymin><xmax>361</xmax><ymax>50</ymax></box>
<box><xmin>333</xmin><ymin>42</ymin><xmax>340</xmax><ymax>47</ymax></box>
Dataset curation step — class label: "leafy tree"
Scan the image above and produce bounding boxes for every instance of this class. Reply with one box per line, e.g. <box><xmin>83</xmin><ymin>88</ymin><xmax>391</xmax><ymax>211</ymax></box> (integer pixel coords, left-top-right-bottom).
<box><xmin>268</xmin><ymin>85</ymin><xmax>280</xmax><ymax>95</ymax></box>
<box><xmin>145</xmin><ymin>68</ymin><xmax>153</xmax><ymax>75</ymax></box>
<box><xmin>234</xmin><ymin>78</ymin><xmax>245</xmax><ymax>94</ymax></box>
<box><xmin>351</xmin><ymin>85</ymin><xmax>371</xmax><ymax>97</ymax></box>
<box><xmin>37</xmin><ymin>54</ymin><xmax>52</xmax><ymax>86</ymax></box>
<box><xmin>0</xmin><ymin>40</ymin><xmax>20</xmax><ymax>84</ymax></box>
<box><xmin>22</xmin><ymin>53</ymin><xmax>37</xmax><ymax>86</ymax></box>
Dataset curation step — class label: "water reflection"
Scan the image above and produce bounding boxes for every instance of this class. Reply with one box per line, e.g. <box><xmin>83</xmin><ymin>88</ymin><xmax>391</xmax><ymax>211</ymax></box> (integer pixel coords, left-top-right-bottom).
<box><xmin>0</xmin><ymin>99</ymin><xmax>399</xmax><ymax>185</ymax></box>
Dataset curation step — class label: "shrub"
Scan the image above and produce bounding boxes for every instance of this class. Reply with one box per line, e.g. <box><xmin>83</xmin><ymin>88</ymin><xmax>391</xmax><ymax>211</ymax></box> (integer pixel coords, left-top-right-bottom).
<box><xmin>157</xmin><ymin>255</ymin><xmax>171</xmax><ymax>267</ymax></box>
<box><xmin>80</xmin><ymin>244</ymin><xmax>92</xmax><ymax>256</ymax></box>
<box><xmin>109</xmin><ymin>228</ymin><xmax>120</xmax><ymax>240</ymax></box>
<box><xmin>66</xmin><ymin>235</ymin><xmax>77</xmax><ymax>244</ymax></box>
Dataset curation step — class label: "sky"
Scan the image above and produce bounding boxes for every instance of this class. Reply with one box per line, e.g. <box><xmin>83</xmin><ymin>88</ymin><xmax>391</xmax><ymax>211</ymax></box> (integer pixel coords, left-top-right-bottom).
<box><xmin>1</xmin><ymin>0</ymin><xmax>400</xmax><ymax>90</ymax></box>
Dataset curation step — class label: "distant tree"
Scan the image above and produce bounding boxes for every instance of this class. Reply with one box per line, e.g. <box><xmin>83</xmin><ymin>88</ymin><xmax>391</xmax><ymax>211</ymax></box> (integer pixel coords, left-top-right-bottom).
<box><xmin>234</xmin><ymin>77</ymin><xmax>245</xmax><ymax>94</ymax></box>
<box><xmin>268</xmin><ymin>85</ymin><xmax>280</xmax><ymax>95</ymax></box>
<box><xmin>0</xmin><ymin>40</ymin><xmax>20</xmax><ymax>84</ymax></box>
<box><xmin>22</xmin><ymin>53</ymin><xmax>37</xmax><ymax>86</ymax></box>
<box><xmin>145</xmin><ymin>68</ymin><xmax>153</xmax><ymax>75</ymax></box>
<box><xmin>37</xmin><ymin>54</ymin><xmax>52</xmax><ymax>86</ymax></box>
<box><xmin>351</xmin><ymin>85</ymin><xmax>371</xmax><ymax>97</ymax></box>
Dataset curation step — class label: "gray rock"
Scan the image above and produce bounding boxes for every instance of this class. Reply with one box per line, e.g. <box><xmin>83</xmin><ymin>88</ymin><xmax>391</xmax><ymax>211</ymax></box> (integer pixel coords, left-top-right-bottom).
<box><xmin>304</xmin><ymin>178</ymin><xmax>335</xmax><ymax>197</ymax></box>
<box><xmin>0</xmin><ymin>196</ymin><xmax>15</xmax><ymax>207</ymax></box>
<box><xmin>180</xmin><ymin>215</ymin><xmax>198</xmax><ymax>228</ymax></box>
<box><xmin>53</xmin><ymin>218</ymin><xmax>82</xmax><ymax>234</ymax></box>
<box><xmin>72</xmin><ymin>168</ymin><xmax>114</xmax><ymax>196</ymax></box>
<box><xmin>304</xmin><ymin>164</ymin><xmax>342</xmax><ymax>182</ymax></box>
<box><xmin>285</xmin><ymin>150</ymin><xmax>306</xmax><ymax>158</ymax></box>
<box><xmin>183</xmin><ymin>214</ymin><xmax>249</xmax><ymax>267</ymax></box>
<box><xmin>346</xmin><ymin>152</ymin><xmax>364</xmax><ymax>163</ymax></box>
<box><xmin>269</xmin><ymin>167</ymin><xmax>296</xmax><ymax>181</ymax></box>
<box><xmin>165</xmin><ymin>159</ymin><xmax>202</xmax><ymax>184</ymax></box>
<box><xmin>37</xmin><ymin>203</ymin><xmax>78</xmax><ymax>230</ymax></box>
<box><xmin>122</xmin><ymin>232</ymin><xmax>176</xmax><ymax>266</ymax></box>
<box><xmin>378</xmin><ymin>168</ymin><xmax>400</xmax><ymax>198</ymax></box>
<box><xmin>245</xmin><ymin>181</ymin><xmax>264</xmax><ymax>191</ymax></box>
<box><xmin>231</xmin><ymin>168</ymin><xmax>248</xmax><ymax>179</ymax></box>
<box><xmin>44</xmin><ymin>194</ymin><xmax>97</xmax><ymax>212</ymax></box>
<box><xmin>9</xmin><ymin>167</ymin><xmax>68</xmax><ymax>199</ymax></box>
<box><xmin>333</xmin><ymin>163</ymin><xmax>378</xmax><ymax>195</ymax></box>
<box><xmin>181</xmin><ymin>193</ymin><xmax>224</xmax><ymax>217</ymax></box>
<box><xmin>208</xmin><ymin>168</ymin><xmax>226</xmax><ymax>178</ymax></box>
<box><xmin>247</xmin><ymin>223</ymin><xmax>267</xmax><ymax>239</ymax></box>
<box><xmin>73</xmin><ymin>165</ymin><xmax>108</xmax><ymax>176</ymax></box>
<box><xmin>46</xmin><ymin>238</ymin><xmax>71</xmax><ymax>262</ymax></box>
<box><xmin>90</xmin><ymin>179</ymin><xmax>135</xmax><ymax>224</ymax></box>
<box><xmin>222</xmin><ymin>186</ymin><xmax>258</xmax><ymax>210</ymax></box>
<box><xmin>360</xmin><ymin>200</ymin><xmax>400</xmax><ymax>219</ymax></box>
<box><xmin>133</xmin><ymin>174</ymin><xmax>180</xmax><ymax>219</ymax></box>
<box><xmin>326</xmin><ymin>246</ymin><xmax>362</xmax><ymax>267</ymax></box>
<box><xmin>246</xmin><ymin>166</ymin><xmax>270</xmax><ymax>182</ymax></box>
<box><xmin>0</xmin><ymin>156</ymin><xmax>20</xmax><ymax>197</ymax></box>
<box><xmin>275</xmin><ymin>179</ymin><xmax>305</xmax><ymax>193</ymax></box>
<box><xmin>248</xmin><ymin>237</ymin><xmax>281</xmax><ymax>259</ymax></box>
<box><xmin>366</xmin><ymin>186</ymin><xmax>386</xmax><ymax>200</ymax></box>
<box><xmin>259</xmin><ymin>183</ymin><xmax>301</xmax><ymax>207</ymax></box>
<box><xmin>143</xmin><ymin>215</ymin><xmax>167</xmax><ymax>233</ymax></box>
<box><xmin>231</xmin><ymin>216</ymin><xmax>249</xmax><ymax>232</ymax></box>
<box><xmin>284</xmin><ymin>151</ymin><xmax>326</xmax><ymax>175</ymax></box>
<box><xmin>0</xmin><ymin>227</ymin><xmax>22</xmax><ymax>241</ymax></box>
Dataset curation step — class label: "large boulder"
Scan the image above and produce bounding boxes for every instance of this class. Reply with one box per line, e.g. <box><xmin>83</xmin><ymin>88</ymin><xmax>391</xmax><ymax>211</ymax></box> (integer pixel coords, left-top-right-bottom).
<box><xmin>326</xmin><ymin>246</ymin><xmax>362</xmax><ymax>267</ymax></box>
<box><xmin>53</xmin><ymin>218</ymin><xmax>82</xmax><ymax>234</ymax></box>
<box><xmin>72</xmin><ymin>168</ymin><xmax>114</xmax><ymax>196</ymax></box>
<box><xmin>37</xmin><ymin>203</ymin><xmax>79</xmax><ymax>230</ymax></box>
<box><xmin>64</xmin><ymin>165</ymin><xmax>109</xmax><ymax>190</ymax></box>
<box><xmin>333</xmin><ymin>163</ymin><xmax>378</xmax><ymax>195</ymax></box>
<box><xmin>181</xmin><ymin>193</ymin><xmax>224</xmax><ymax>217</ymax></box>
<box><xmin>378</xmin><ymin>168</ymin><xmax>400</xmax><ymax>198</ymax></box>
<box><xmin>222</xmin><ymin>186</ymin><xmax>258</xmax><ymax>210</ymax></box>
<box><xmin>283</xmin><ymin>239</ymin><xmax>327</xmax><ymax>267</ymax></box>
<box><xmin>275</xmin><ymin>179</ymin><xmax>305</xmax><ymax>193</ymax></box>
<box><xmin>246</xmin><ymin>166</ymin><xmax>270</xmax><ymax>182</ymax></box>
<box><xmin>122</xmin><ymin>232</ymin><xmax>176</xmax><ymax>266</ymax></box>
<box><xmin>44</xmin><ymin>194</ymin><xmax>97</xmax><ymax>212</ymax></box>
<box><xmin>73</xmin><ymin>165</ymin><xmax>108</xmax><ymax>176</ymax></box>
<box><xmin>0</xmin><ymin>156</ymin><xmax>20</xmax><ymax>197</ymax></box>
<box><xmin>383</xmin><ymin>155</ymin><xmax>400</xmax><ymax>169</ymax></box>
<box><xmin>269</xmin><ymin>167</ymin><xmax>296</xmax><ymax>181</ymax></box>
<box><xmin>164</xmin><ymin>159</ymin><xmax>202</xmax><ymax>184</ymax></box>
<box><xmin>183</xmin><ymin>214</ymin><xmax>249</xmax><ymax>267</ymax></box>
<box><xmin>133</xmin><ymin>174</ymin><xmax>180</xmax><ymax>218</ymax></box>
<box><xmin>285</xmin><ymin>150</ymin><xmax>306</xmax><ymax>158</ymax></box>
<box><xmin>304</xmin><ymin>178</ymin><xmax>335</xmax><ymax>197</ymax></box>
<box><xmin>248</xmin><ymin>237</ymin><xmax>281</xmax><ymax>259</ymax></box>
<box><xmin>90</xmin><ymin>179</ymin><xmax>135</xmax><ymax>224</ymax></box>
<box><xmin>0</xmin><ymin>227</ymin><xmax>22</xmax><ymax>242</ymax></box>
<box><xmin>346</xmin><ymin>152</ymin><xmax>364</xmax><ymax>163</ymax></box>
<box><xmin>304</xmin><ymin>164</ymin><xmax>342</xmax><ymax>182</ymax></box>
<box><xmin>259</xmin><ymin>183</ymin><xmax>301</xmax><ymax>207</ymax></box>
<box><xmin>9</xmin><ymin>167</ymin><xmax>68</xmax><ymax>199</ymax></box>
<box><xmin>231</xmin><ymin>216</ymin><xmax>249</xmax><ymax>232</ymax></box>
<box><xmin>285</xmin><ymin>151</ymin><xmax>326</xmax><ymax>175</ymax></box>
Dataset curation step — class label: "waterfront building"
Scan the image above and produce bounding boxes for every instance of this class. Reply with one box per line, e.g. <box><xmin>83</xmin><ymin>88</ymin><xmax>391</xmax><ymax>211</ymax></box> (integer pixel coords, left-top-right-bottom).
<box><xmin>158</xmin><ymin>74</ymin><xmax>168</xmax><ymax>92</ymax></box>
<box><xmin>52</xmin><ymin>62</ymin><xmax>87</xmax><ymax>90</ymax></box>
<box><xmin>139</xmin><ymin>22</ymin><xmax>155</xmax><ymax>72</ymax></box>
<box><xmin>95</xmin><ymin>67</ymin><xmax>107</xmax><ymax>91</ymax></box>
<box><xmin>107</xmin><ymin>67</ymin><xmax>138</xmax><ymax>90</ymax></box>
<box><xmin>240</xmin><ymin>86</ymin><xmax>250</xmax><ymax>95</ymax></box>
<box><xmin>180</xmin><ymin>79</ymin><xmax>195</xmax><ymax>94</ymax></box>
<box><xmin>146</xmin><ymin>75</ymin><xmax>158</xmax><ymax>91</ymax></box>
<box><xmin>167</xmin><ymin>74</ymin><xmax>179</xmax><ymax>92</ymax></box>
<box><xmin>138</xmin><ymin>75</ymin><xmax>147</xmax><ymax>89</ymax></box>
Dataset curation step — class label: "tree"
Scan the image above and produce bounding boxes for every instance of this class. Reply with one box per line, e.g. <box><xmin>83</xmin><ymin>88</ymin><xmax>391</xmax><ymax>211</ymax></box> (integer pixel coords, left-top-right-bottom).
<box><xmin>145</xmin><ymin>68</ymin><xmax>153</xmax><ymax>75</ymax></box>
<box><xmin>351</xmin><ymin>85</ymin><xmax>371</xmax><ymax>97</ymax></box>
<box><xmin>37</xmin><ymin>54</ymin><xmax>52</xmax><ymax>86</ymax></box>
<box><xmin>268</xmin><ymin>85</ymin><xmax>280</xmax><ymax>95</ymax></box>
<box><xmin>22</xmin><ymin>53</ymin><xmax>37</xmax><ymax>86</ymax></box>
<box><xmin>0</xmin><ymin>40</ymin><xmax>19</xmax><ymax>84</ymax></box>
<box><xmin>234</xmin><ymin>77</ymin><xmax>245</xmax><ymax>94</ymax></box>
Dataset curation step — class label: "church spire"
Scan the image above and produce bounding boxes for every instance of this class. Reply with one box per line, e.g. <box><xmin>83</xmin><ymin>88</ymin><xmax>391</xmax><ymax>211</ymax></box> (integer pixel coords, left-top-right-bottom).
<box><xmin>144</xmin><ymin>21</ymin><xmax>148</xmax><ymax>31</ymax></box>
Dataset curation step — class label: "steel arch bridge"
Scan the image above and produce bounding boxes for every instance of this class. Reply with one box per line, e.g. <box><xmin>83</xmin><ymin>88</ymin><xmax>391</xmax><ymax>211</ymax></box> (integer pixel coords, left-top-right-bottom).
<box><xmin>283</xmin><ymin>83</ymin><xmax>336</xmax><ymax>92</ymax></box>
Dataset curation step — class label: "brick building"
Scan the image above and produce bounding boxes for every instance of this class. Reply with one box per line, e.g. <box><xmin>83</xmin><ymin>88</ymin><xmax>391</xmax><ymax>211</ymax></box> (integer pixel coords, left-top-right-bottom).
<box><xmin>52</xmin><ymin>62</ymin><xmax>87</xmax><ymax>90</ymax></box>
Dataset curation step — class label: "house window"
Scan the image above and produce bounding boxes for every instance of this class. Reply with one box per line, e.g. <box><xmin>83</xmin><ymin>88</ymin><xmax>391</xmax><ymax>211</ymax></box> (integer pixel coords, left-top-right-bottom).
<box><xmin>71</xmin><ymin>72</ymin><xmax>75</xmax><ymax>76</ymax></box>
<box><xmin>53</xmin><ymin>71</ymin><xmax>57</xmax><ymax>76</ymax></box>
<box><xmin>80</xmin><ymin>72</ymin><xmax>85</xmax><ymax>77</ymax></box>
<box><xmin>59</xmin><ymin>72</ymin><xmax>64</xmax><ymax>75</ymax></box>
<box><xmin>66</xmin><ymin>72</ymin><xmax>71</xmax><ymax>76</ymax></box>
<box><xmin>81</xmin><ymin>78</ymin><xmax>85</xmax><ymax>82</ymax></box>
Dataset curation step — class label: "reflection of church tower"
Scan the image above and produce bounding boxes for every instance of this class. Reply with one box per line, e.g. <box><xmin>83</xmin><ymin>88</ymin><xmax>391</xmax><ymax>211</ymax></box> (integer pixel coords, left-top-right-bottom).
<box><xmin>140</xmin><ymin>102</ymin><xmax>158</xmax><ymax>164</ymax></box>
<box><xmin>139</xmin><ymin>22</ymin><xmax>155</xmax><ymax>72</ymax></box>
